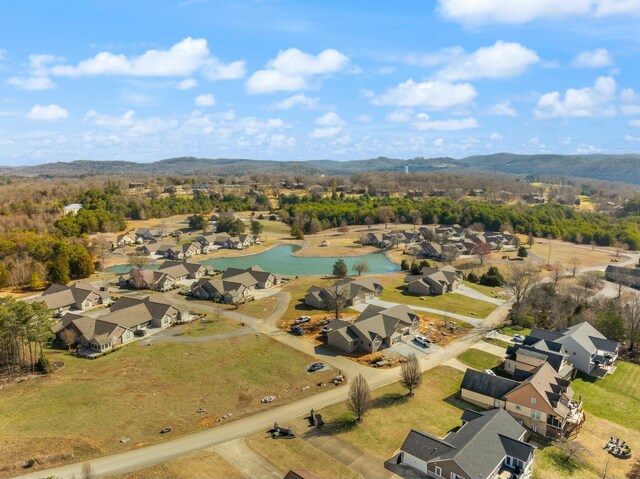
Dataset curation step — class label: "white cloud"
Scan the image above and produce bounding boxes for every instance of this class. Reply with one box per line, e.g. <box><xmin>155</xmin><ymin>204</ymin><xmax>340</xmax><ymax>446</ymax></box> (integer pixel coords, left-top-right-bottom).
<box><xmin>194</xmin><ymin>93</ymin><xmax>216</xmax><ymax>106</ymax></box>
<box><xmin>27</xmin><ymin>104</ymin><xmax>69</xmax><ymax>120</ymax></box>
<box><xmin>356</xmin><ymin>114</ymin><xmax>372</xmax><ymax>123</ymax></box>
<box><xmin>246</xmin><ymin>48</ymin><xmax>349</xmax><ymax>94</ymax></box>
<box><xmin>625</xmin><ymin>134</ymin><xmax>640</xmax><ymax>141</ymax></box>
<box><xmin>488</xmin><ymin>101</ymin><xmax>517</xmax><ymax>117</ymax></box>
<box><xmin>437</xmin><ymin>0</ymin><xmax>640</xmax><ymax>25</ymax></box>
<box><xmin>571</xmin><ymin>48</ymin><xmax>614</xmax><ymax>68</ymax></box>
<box><xmin>575</xmin><ymin>143</ymin><xmax>602</xmax><ymax>153</ymax></box>
<box><xmin>49</xmin><ymin>38</ymin><xmax>245</xmax><ymax>80</ymax></box>
<box><xmin>490</xmin><ymin>132</ymin><xmax>503</xmax><ymax>140</ymax></box>
<box><xmin>85</xmin><ymin>109</ymin><xmax>178</xmax><ymax>135</ymax></box>
<box><xmin>435</xmin><ymin>41</ymin><xmax>539</xmax><ymax>81</ymax></box>
<box><xmin>386</xmin><ymin>109</ymin><xmax>414</xmax><ymax>123</ymax></box>
<box><xmin>310</xmin><ymin>111</ymin><xmax>345</xmax><ymax>138</ymax></box>
<box><xmin>268</xmin><ymin>134</ymin><xmax>296</xmax><ymax>148</ymax></box>
<box><xmin>373</xmin><ymin>79</ymin><xmax>477</xmax><ymax>110</ymax></box>
<box><xmin>7</xmin><ymin>76</ymin><xmax>55</xmax><ymax>90</ymax></box>
<box><xmin>629</xmin><ymin>119</ymin><xmax>640</xmax><ymax>127</ymax></box>
<box><xmin>274</xmin><ymin>93</ymin><xmax>320</xmax><ymax>110</ymax></box>
<box><xmin>621</xmin><ymin>88</ymin><xmax>640</xmax><ymax>115</ymax></box>
<box><xmin>176</xmin><ymin>78</ymin><xmax>198</xmax><ymax>90</ymax></box>
<box><xmin>412</xmin><ymin>116</ymin><xmax>479</xmax><ymax>131</ymax></box>
<box><xmin>535</xmin><ymin>76</ymin><xmax>617</xmax><ymax>118</ymax></box>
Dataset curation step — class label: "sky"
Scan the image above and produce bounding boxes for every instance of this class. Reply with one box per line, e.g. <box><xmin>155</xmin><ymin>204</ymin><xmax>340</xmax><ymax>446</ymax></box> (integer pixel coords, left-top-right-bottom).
<box><xmin>1</xmin><ymin>0</ymin><xmax>640</xmax><ymax>165</ymax></box>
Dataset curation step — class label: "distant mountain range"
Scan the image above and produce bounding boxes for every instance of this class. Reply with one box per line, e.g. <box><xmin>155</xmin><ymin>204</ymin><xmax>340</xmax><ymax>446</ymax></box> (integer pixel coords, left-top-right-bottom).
<box><xmin>4</xmin><ymin>153</ymin><xmax>640</xmax><ymax>185</ymax></box>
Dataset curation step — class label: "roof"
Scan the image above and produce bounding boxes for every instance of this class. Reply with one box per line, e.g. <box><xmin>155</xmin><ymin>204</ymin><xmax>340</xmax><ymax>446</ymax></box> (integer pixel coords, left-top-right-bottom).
<box><xmin>529</xmin><ymin>322</ymin><xmax>619</xmax><ymax>356</ymax></box>
<box><xmin>461</xmin><ymin>369</ymin><xmax>519</xmax><ymax>399</ymax></box>
<box><xmin>33</xmin><ymin>282</ymin><xmax>103</xmax><ymax>310</ymax></box>
<box><xmin>401</xmin><ymin>409</ymin><xmax>533</xmax><ymax>478</ymax></box>
<box><xmin>158</xmin><ymin>260</ymin><xmax>208</xmax><ymax>278</ymax></box>
<box><xmin>330</xmin><ymin>304</ymin><xmax>417</xmax><ymax>344</ymax></box>
<box><xmin>507</xmin><ymin>342</ymin><xmax>568</xmax><ymax>374</ymax></box>
<box><xmin>506</xmin><ymin>362</ymin><xmax>573</xmax><ymax>418</ymax></box>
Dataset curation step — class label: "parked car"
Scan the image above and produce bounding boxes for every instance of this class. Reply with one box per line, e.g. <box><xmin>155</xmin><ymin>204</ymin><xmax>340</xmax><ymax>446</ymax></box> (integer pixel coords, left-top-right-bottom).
<box><xmin>290</xmin><ymin>325</ymin><xmax>306</xmax><ymax>335</ymax></box>
<box><xmin>513</xmin><ymin>334</ymin><xmax>525</xmax><ymax>342</ymax></box>
<box><xmin>160</xmin><ymin>427</ymin><xmax>172</xmax><ymax>434</ymax></box>
<box><xmin>484</xmin><ymin>369</ymin><xmax>496</xmax><ymax>376</ymax></box>
<box><xmin>307</xmin><ymin>362</ymin><xmax>325</xmax><ymax>372</ymax></box>
<box><xmin>294</xmin><ymin>316</ymin><xmax>311</xmax><ymax>324</ymax></box>
<box><xmin>261</xmin><ymin>395</ymin><xmax>276</xmax><ymax>403</ymax></box>
<box><xmin>321</xmin><ymin>325</ymin><xmax>332</xmax><ymax>334</ymax></box>
<box><xmin>414</xmin><ymin>334</ymin><xmax>430</xmax><ymax>347</ymax></box>
<box><xmin>134</xmin><ymin>329</ymin><xmax>146</xmax><ymax>337</ymax></box>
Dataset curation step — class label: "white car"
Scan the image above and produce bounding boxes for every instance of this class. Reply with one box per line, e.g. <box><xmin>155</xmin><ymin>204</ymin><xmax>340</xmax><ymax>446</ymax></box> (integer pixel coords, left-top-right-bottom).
<box><xmin>484</xmin><ymin>369</ymin><xmax>496</xmax><ymax>376</ymax></box>
<box><xmin>414</xmin><ymin>334</ymin><xmax>430</xmax><ymax>347</ymax></box>
<box><xmin>513</xmin><ymin>334</ymin><xmax>525</xmax><ymax>342</ymax></box>
<box><xmin>294</xmin><ymin>316</ymin><xmax>311</xmax><ymax>324</ymax></box>
<box><xmin>261</xmin><ymin>395</ymin><xmax>276</xmax><ymax>403</ymax></box>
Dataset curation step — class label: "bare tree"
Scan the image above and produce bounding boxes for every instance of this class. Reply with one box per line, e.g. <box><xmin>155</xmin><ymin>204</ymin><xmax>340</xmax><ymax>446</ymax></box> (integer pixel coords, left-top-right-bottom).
<box><xmin>375</xmin><ymin>206</ymin><xmax>394</xmax><ymax>229</ymax></box>
<box><xmin>59</xmin><ymin>328</ymin><xmax>79</xmax><ymax>351</ymax></box>
<box><xmin>352</xmin><ymin>260</ymin><xmax>370</xmax><ymax>276</ymax></box>
<box><xmin>364</xmin><ymin>216</ymin><xmax>373</xmax><ymax>230</ymax></box>
<box><xmin>558</xmin><ymin>439</ymin><xmax>586</xmax><ymax>468</ymax></box>
<box><xmin>400</xmin><ymin>353</ymin><xmax>421</xmax><ymax>396</ymax></box>
<box><xmin>471</xmin><ymin>241</ymin><xmax>491</xmax><ymax>266</ymax></box>
<box><xmin>409</xmin><ymin>210</ymin><xmax>422</xmax><ymax>230</ymax></box>
<box><xmin>129</xmin><ymin>253</ymin><xmax>148</xmax><ymax>270</ymax></box>
<box><xmin>551</xmin><ymin>262</ymin><xmax>564</xmax><ymax>286</ymax></box>
<box><xmin>506</xmin><ymin>264</ymin><xmax>540</xmax><ymax>325</ymax></box>
<box><xmin>347</xmin><ymin>374</ymin><xmax>371</xmax><ymax>423</ymax></box>
<box><xmin>568</xmin><ymin>257</ymin><xmax>580</xmax><ymax>277</ymax></box>
<box><xmin>338</xmin><ymin>220</ymin><xmax>349</xmax><ymax>235</ymax></box>
<box><xmin>615</xmin><ymin>241</ymin><xmax>629</xmax><ymax>258</ymax></box>
<box><xmin>622</xmin><ymin>294</ymin><xmax>640</xmax><ymax>352</ymax></box>
<box><xmin>578</xmin><ymin>271</ymin><xmax>603</xmax><ymax>294</ymax></box>
<box><xmin>324</xmin><ymin>280</ymin><xmax>350</xmax><ymax>320</ymax></box>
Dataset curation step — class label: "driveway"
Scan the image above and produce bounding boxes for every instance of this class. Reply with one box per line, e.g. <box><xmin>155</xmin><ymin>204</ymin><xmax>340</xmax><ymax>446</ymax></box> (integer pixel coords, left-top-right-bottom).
<box><xmin>456</xmin><ymin>284</ymin><xmax>505</xmax><ymax>305</ymax></box>
<box><xmin>213</xmin><ymin>438</ymin><xmax>281</xmax><ymax>479</ymax></box>
<box><xmin>385</xmin><ymin>338</ymin><xmax>436</xmax><ymax>359</ymax></box>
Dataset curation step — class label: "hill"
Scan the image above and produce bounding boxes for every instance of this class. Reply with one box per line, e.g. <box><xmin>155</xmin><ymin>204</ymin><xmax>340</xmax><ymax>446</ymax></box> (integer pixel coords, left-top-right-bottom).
<box><xmin>4</xmin><ymin>153</ymin><xmax>640</xmax><ymax>184</ymax></box>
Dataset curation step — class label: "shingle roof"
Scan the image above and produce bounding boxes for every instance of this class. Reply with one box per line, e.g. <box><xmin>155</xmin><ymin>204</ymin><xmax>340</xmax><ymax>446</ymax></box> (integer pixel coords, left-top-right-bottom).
<box><xmin>461</xmin><ymin>369</ymin><xmax>519</xmax><ymax>399</ymax></box>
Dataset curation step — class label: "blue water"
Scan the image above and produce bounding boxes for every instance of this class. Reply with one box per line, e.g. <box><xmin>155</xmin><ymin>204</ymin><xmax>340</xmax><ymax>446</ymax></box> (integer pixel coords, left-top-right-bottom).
<box><xmin>106</xmin><ymin>245</ymin><xmax>400</xmax><ymax>276</ymax></box>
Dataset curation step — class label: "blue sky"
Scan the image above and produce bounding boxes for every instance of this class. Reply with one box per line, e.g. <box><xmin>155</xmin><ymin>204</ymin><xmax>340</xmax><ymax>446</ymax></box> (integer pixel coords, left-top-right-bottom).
<box><xmin>1</xmin><ymin>0</ymin><xmax>640</xmax><ymax>165</ymax></box>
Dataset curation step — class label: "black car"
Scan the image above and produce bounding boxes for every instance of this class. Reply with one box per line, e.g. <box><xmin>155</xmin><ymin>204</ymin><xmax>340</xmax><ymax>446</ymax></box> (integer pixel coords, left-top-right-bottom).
<box><xmin>134</xmin><ymin>329</ymin><xmax>146</xmax><ymax>337</ymax></box>
<box><xmin>307</xmin><ymin>362</ymin><xmax>325</xmax><ymax>372</ymax></box>
<box><xmin>290</xmin><ymin>325</ymin><xmax>305</xmax><ymax>335</ymax></box>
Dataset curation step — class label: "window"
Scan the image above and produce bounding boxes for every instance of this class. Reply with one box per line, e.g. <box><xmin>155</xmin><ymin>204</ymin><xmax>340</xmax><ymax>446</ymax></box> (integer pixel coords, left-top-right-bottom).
<box><xmin>532</xmin><ymin>425</ymin><xmax>538</xmax><ymax>433</ymax></box>
<box><xmin>434</xmin><ymin>466</ymin><xmax>442</xmax><ymax>477</ymax></box>
<box><xmin>531</xmin><ymin>410</ymin><xmax>541</xmax><ymax>420</ymax></box>
<box><xmin>451</xmin><ymin>474</ymin><xmax>464</xmax><ymax>479</ymax></box>
<box><xmin>531</xmin><ymin>397</ymin><xmax>537</xmax><ymax>405</ymax></box>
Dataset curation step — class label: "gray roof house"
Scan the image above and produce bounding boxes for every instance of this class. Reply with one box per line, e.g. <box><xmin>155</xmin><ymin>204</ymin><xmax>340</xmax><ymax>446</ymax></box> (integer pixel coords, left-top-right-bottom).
<box><xmin>304</xmin><ymin>277</ymin><xmax>383</xmax><ymax>310</ymax></box>
<box><xmin>605</xmin><ymin>264</ymin><xmax>640</xmax><ymax>288</ymax></box>
<box><xmin>29</xmin><ymin>282</ymin><xmax>111</xmax><ymax>314</ymax></box>
<box><xmin>157</xmin><ymin>260</ymin><xmax>210</xmax><ymax>281</ymax></box>
<box><xmin>405</xmin><ymin>265</ymin><xmax>462</xmax><ymax>296</ymax></box>
<box><xmin>326</xmin><ymin>304</ymin><xmax>419</xmax><ymax>354</ymax></box>
<box><xmin>386</xmin><ymin>408</ymin><xmax>535</xmax><ymax>479</ymax></box>
<box><xmin>516</xmin><ymin>322</ymin><xmax>619</xmax><ymax>378</ymax></box>
<box><xmin>119</xmin><ymin>269</ymin><xmax>176</xmax><ymax>291</ymax></box>
<box><xmin>190</xmin><ymin>265</ymin><xmax>280</xmax><ymax>304</ymax></box>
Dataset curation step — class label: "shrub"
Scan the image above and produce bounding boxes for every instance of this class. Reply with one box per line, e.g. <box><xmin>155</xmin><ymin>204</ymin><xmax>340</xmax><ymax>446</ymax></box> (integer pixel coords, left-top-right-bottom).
<box><xmin>466</xmin><ymin>272</ymin><xmax>479</xmax><ymax>283</ymax></box>
<box><xmin>400</xmin><ymin>259</ymin><xmax>410</xmax><ymax>271</ymax></box>
<box><xmin>479</xmin><ymin>266</ymin><xmax>505</xmax><ymax>287</ymax></box>
<box><xmin>36</xmin><ymin>354</ymin><xmax>52</xmax><ymax>374</ymax></box>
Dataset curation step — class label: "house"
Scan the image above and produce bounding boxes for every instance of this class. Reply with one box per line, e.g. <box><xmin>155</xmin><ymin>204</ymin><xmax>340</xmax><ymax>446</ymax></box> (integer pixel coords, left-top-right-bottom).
<box><xmin>198</xmin><ymin>234</ymin><xmax>220</xmax><ymax>253</ymax></box>
<box><xmin>134</xmin><ymin>227</ymin><xmax>165</xmax><ymax>242</ymax></box>
<box><xmin>326</xmin><ymin>304</ymin><xmax>419</xmax><ymax>354</ymax></box>
<box><xmin>304</xmin><ymin>277</ymin><xmax>383</xmax><ymax>310</ymax></box>
<box><xmin>460</xmin><ymin>363</ymin><xmax>585</xmax><ymax>439</ymax></box>
<box><xmin>513</xmin><ymin>322</ymin><xmax>619</xmax><ymax>378</ymax></box>
<box><xmin>136</xmin><ymin>243</ymin><xmax>158</xmax><ymax>256</ymax></box>
<box><xmin>110</xmin><ymin>295</ymin><xmax>185</xmax><ymax>328</ymax></box>
<box><xmin>404</xmin><ymin>265</ymin><xmax>462</xmax><ymax>296</ymax></box>
<box><xmin>504</xmin><ymin>342</ymin><xmax>574</xmax><ymax>380</ymax></box>
<box><xmin>63</xmin><ymin>203</ymin><xmax>83</xmax><ymax>215</ymax></box>
<box><xmin>386</xmin><ymin>408</ymin><xmax>535</xmax><ymax>479</ymax></box>
<box><xmin>190</xmin><ymin>265</ymin><xmax>280</xmax><ymax>303</ymax></box>
<box><xmin>119</xmin><ymin>269</ymin><xmax>176</xmax><ymax>291</ymax></box>
<box><xmin>30</xmin><ymin>282</ymin><xmax>111</xmax><ymax>315</ymax></box>
<box><xmin>158</xmin><ymin>260</ymin><xmax>210</xmax><ymax>281</ymax></box>
<box><xmin>54</xmin><ymin>314</ymin><xmax>134</xmax><ymax>353</ymax></box>
<box><xmin>162</xmin><ymin>242</ymin><xmax>202</xmax><ymax>260</ymax></box>
<box><xmin>113</xmin><ymin>231</ymin><xmax>136</xmax><ymax>248</ymax></box>
<box><xmin>605</xmin><ymin>264</ymin><xmax>640</xmax><ymax>288</ymax></box>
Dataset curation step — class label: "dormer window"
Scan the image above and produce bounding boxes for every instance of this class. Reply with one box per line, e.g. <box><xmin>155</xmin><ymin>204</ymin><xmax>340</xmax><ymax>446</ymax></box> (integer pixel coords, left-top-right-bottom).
<box><xmin>531</xmin><ymin>397</ymin><xmax>537</xmax><ymax>405</ymax></box>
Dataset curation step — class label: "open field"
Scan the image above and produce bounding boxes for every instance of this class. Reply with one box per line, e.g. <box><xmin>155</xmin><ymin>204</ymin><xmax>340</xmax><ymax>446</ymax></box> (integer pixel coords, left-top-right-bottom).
<box><xmin>571</xmin><ymin>361</ymin><xmax>640</xmax><ymax>431</ymax></box>
<box><xmin>111</xmin><ymin>448</ymin><xmax>243</xmax><ymax>479</ymax></box>
<box><xmin>528</xmin><ymin>241</ymin><xmax>617</xmax><ymax>268</ymax></box>
<box><xmin>0</xmin><ymin>335</ymin><xmax>334</xmax><ymax>477</ymax></box>
<box><xmin>178</xmin><ymin>315</ymin><xmax>242</xmax><ymax>337</ymax></box>
<box><xmin>238</xmin><ymin>295</ymin><xmax>280</xmax><ymax>319</ymax></box>
<box><xmin>246</xmin><ymin>432</ymin><xmax>362</xmax><ymax>479</ymax></box>
<box><xmin>316</xmin><ymin>366</ymin><xmax>471</xmax><ymax>458</ymax></box>
<box><xmin>378</xmin><ymin>275</ymin><xmax>498</xmax><ymax>318</ymax></box>
<box><xmin>456</xmin><ymin>349</ymin><xmax>503</xmax><ymax>370</ymax></box>
<box><xmin>462</xmin><ymin>280</ymin><xmax>506</xmax><ymax>298</ymax></box>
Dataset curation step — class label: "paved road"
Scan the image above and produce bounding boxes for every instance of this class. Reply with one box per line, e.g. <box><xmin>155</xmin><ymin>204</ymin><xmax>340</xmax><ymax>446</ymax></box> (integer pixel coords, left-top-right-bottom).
<box><xmin>213</xmin><ymin>438</ymin><xmax>281</xmax><ymax>479</ymax></box>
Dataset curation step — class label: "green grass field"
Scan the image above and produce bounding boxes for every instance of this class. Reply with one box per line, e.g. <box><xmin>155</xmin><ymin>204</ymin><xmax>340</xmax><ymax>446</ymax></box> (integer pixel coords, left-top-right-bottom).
<box><xmin>0</xmin><ymin>335</ymin><xmax>334</xmax><ymax>476</ymax></box>
<box><xmin>483</xmin><ymin>337</ymin><xmax>512</xmax><ymax>349</ymax></box>
<box><xmin>379</xmin><ymin>279</ymin><xmax>497</xmax><ymax>319</ymax></box>
<box><xmin>462</xmin><ymin>281</ymin><xmax>505</xmax><ymax>298</ymax></box>
<box><xmin>178</xmin><ymin>315</ymin><xmax>241</xmax><ymax>337</ymax></box>
<box><xmin>571</xmin><ymin>361</ymin><xmax>640</xmax><ymax>432</ymax></box>
<box><xmin>457</xmin><ymin>349</ymin><xmax>502</xmax><ymax>371</ymax></box>
<box><xmin>317</xmin><ymin>366</ymin><xmax>472</xmax><ymax>458</ymax></box>
<box><xmin>497</xmin><ymin>325</ymin><xmax>532</xmax><ymax>337</ymax></box>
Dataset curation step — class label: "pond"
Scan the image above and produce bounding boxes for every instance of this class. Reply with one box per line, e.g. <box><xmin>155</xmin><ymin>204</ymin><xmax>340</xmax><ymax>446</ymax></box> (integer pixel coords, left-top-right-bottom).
<box><xmin>106</xmin><ymin>244</ymin><xmax>400</xmax><ymax>276</ymax></box>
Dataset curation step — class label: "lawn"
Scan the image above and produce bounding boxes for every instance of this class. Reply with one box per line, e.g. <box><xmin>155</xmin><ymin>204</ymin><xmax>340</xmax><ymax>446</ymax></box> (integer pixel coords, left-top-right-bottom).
<box><xmin>238</xmin><ymin>295</ymin><xmax>280</xmax><ymax>319</ymax></box>
<box><xmin>571</xmin><ymin>360</ymin><xmax>640</xmax><ymax>431</ymax></box>
<box><xmin>378</xmin><ymin>277</ymin><xmax>497</xmax><ymax>319</ymax></box>
<box><xmin>112</xmin><ymin>448</ymin><xmax>243</xmax><ymax>479</ymax></box>
<box><xmin>178</xmin><ymin>314</ymin><xmax>241</xmax><ymax>338</ymax></box>
<box><xmin>462</xmin><ymin>281</ymin><xmax>505</xmax><ymax>299</ymax></box>
<box><xmin>316</xmin><ymin>366</ymin><xmax>473</xmax><ymax>459</ymax></box>
<box><xmin>497</xmin><ymin>325</ymin><xmax>532</xmax><ymax>338</ymax></box>
<box><xmin>457</xmin><ymin>349</ymin><xmax>502</xmax><ymax>370</ymax></box>
<box><xmin>483</xmin><ymin>337</ymin><xmax>513</xmax><ymax>349</ymax></box>
<box><xmin>0</xmin><ymin>335</ymin><xmax>335</xmax><ymax>477</ymax></box>
<box><xmin>246</xmin><ymin>433</ymin><xmax>362</xmax><ymax>479</ymax></box>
